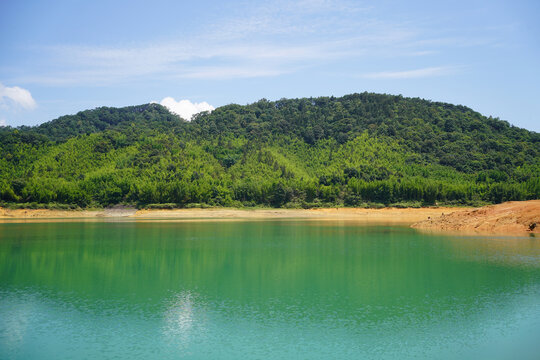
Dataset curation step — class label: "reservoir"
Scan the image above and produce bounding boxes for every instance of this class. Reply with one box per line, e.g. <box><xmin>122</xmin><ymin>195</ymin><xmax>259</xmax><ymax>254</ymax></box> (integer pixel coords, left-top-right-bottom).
<box><xmin>1</xmin><ymin>221</ymin><xmax>539</xmax><ymax>359</ymax></box>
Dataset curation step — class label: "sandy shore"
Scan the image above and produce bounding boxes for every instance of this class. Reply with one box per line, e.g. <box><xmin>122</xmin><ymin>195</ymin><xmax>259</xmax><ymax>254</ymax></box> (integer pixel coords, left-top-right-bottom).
<box><xmin>3</xmin><ymin>203</ymin><xmax>538</xmax><ymax>235</ymax></box>
<box><xmin>412</xmin><ymin>200</ymin><xmax>540</xmax><ymax>234</ymax></box>
<box><xmin>0</xmin><ymin>206</ymin><xmax>466</xmax><ymax>224</ymax></box>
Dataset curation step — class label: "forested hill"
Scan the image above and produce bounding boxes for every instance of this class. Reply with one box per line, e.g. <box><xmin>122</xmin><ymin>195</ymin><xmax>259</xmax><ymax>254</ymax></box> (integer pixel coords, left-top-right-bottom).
<box><xmin>1</xmin><ymin>92</ymin><xmax>538</xmax><ymax>209</ymax></box>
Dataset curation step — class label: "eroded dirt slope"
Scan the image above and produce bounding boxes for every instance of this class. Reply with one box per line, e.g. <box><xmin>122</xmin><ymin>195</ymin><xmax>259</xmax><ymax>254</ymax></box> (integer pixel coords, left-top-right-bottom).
<box><xmin>412</xmin><ymin>200</ymin><xmax>540</xmax><ymax>234</ymax></box>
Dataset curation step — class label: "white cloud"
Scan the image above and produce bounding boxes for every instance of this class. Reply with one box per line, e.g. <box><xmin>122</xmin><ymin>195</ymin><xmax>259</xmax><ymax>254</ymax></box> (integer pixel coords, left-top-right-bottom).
<box><xmin>160</xmin><ymin>97</ymin><xmax>214</xmax><ymax>121</ymax></box>
<box><xmin>0</xmin><ymin>83</ymin><xmax>37</xmax><ymax>110</ymax></box>
<box><xmin>361</xmin><ymin>66</ymin><xmax>455</xmax><ymax>79</ymax></box>
<box><xmin>0</xmin><ymin>118</ymin><xmax>6</xmax><ymax>127</ymax></box>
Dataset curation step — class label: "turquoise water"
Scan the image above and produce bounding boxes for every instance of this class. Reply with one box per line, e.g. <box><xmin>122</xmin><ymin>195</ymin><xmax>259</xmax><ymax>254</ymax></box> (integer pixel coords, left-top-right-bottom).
<box><xmin>0</xmin><ymin>221</ymin><xmax>539</xmax><ymax>359</ymax></box>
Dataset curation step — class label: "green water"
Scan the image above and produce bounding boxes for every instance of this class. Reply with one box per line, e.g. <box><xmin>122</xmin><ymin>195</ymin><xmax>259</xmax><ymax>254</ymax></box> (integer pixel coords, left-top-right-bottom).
<box><xmin>0</xmin><ymin>221</ymin><xmax>539</xmax><ymax>359</ymax></box>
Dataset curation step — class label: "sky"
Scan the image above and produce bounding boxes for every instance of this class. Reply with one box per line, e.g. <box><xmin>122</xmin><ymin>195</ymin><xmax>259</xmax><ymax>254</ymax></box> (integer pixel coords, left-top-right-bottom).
<box><xmin>0</xmin><ymin>0</ymin><xmax>539</xmax><ymax>131</ymax></box>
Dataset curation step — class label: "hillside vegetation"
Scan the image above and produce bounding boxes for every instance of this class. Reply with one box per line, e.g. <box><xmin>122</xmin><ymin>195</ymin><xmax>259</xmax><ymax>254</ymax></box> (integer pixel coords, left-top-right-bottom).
<box><xmin>0</xmin><ymin>93</ymin><xmax>538</xmax><ymax>209</ymax></box>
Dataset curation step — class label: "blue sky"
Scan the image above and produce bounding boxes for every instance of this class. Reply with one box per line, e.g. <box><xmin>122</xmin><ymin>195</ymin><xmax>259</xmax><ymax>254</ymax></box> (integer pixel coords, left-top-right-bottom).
<box><xmin>0</xmin><ymin>0</ymin><xmax>539</xmax><ymax>131</ymax></box>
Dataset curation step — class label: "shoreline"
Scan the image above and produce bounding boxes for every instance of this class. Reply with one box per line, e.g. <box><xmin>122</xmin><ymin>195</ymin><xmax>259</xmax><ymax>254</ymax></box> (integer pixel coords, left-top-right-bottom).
<box><xmin>2</xmin><ymin>202</ymin><xmax>538</xmax><ymax>236</ymax></box>
<box><xmin>0</xmin><ymin>206</ymin><xmax>466</xmax><ymax>224</ymax></box>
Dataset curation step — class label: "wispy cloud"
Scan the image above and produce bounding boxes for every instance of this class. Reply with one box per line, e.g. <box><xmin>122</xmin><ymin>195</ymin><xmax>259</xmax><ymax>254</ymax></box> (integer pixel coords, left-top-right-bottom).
<box><xmin>177</xmin><ymin>66</ymin><xmax>292</xmax><ymax>80</ymax></box>
<box><xmin>8</xmin><ymin>0</ymin><xmax>479</xmax><ymax>86</ymax></box>
<box><xmin>361</xmin><ymin>66</ymin><xmax>457</xmax><ymax>79</ymax></box>
<box><xmin>15</xmin><ymin>41</ymin><xmax>355</xmax><ymax>85</ymax></box>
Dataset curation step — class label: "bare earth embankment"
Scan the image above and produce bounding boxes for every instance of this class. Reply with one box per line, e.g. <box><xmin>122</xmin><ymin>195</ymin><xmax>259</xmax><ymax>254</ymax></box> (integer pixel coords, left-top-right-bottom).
<box><xmin>412</xmin><ymin>200</ymin><xmax>540</xmax><ymax>234</ymax></box>
<box><xmin>2</xmin><ymin>202</ymin><xmax>538</xmax><ymax>235</ymax></box>
<box><xmin>0</xmin><ymin>206</ymin><xmax>465</xmax><ymax>224</ymax></box>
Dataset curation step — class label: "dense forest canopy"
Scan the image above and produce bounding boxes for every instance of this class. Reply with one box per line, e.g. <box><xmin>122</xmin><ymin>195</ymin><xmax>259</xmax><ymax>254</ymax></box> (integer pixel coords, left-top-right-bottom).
<box><xmin>0</xmin><ymin>92</ymin><xmax>538</xmax><ymax>209</ymax></box>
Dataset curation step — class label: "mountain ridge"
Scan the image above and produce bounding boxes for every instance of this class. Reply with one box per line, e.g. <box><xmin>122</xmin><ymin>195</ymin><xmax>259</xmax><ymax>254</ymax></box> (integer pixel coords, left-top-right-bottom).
<box><xmin>1</xmin><ymin>92</ymin><xmax>538</xmax><ymax>208</ymax></box>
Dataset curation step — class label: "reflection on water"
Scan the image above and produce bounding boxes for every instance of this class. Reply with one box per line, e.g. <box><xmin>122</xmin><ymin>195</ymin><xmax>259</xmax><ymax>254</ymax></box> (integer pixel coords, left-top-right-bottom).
<box><xmin>0</xmin><ymin>295</ymin><xmax>32</xmax><ymax>354</ymax></box>
<box><xmin>163</xmin><ymin>291</ymin><xmax>206</xmax><ymax>352</ymax></box>
<box><xmin>0</xmin><ymin>221</ymin><xmax>539</xmax><ymax>359</ymax></box>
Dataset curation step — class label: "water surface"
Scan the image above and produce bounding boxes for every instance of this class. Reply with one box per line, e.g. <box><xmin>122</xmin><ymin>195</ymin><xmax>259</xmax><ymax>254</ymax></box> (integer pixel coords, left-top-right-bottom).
<box><xmin>1</xmin><ymin>221</ymin><xmax>539</xmax><ymax>359</ymax></box>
